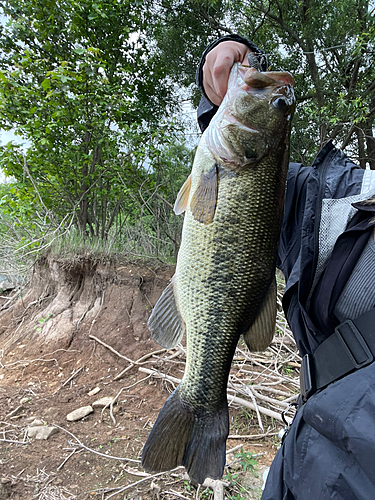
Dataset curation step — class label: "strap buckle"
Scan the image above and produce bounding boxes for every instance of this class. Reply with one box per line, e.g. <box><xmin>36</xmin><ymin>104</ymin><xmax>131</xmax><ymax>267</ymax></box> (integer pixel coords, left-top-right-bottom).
<box><xmin>300</xmin><ymin>354</ymin><xmax>314</xmax><ymax>403</ymax></box>
<box><xmin>279</xmin><ymin>402</ymin><xmax>298</xmax><ymax>444</ymax></box>
<box><xmin>335</xmin><ymin>319</ymin><xmax>373</xmax><ymax>369</ymax></box>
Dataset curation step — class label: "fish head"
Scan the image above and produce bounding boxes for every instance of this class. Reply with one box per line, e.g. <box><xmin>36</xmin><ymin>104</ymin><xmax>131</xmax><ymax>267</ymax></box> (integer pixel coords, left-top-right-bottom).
<box><xmin>205</xmin><ymin>64</ymin><xmax>296</xmax><ymax>169</ymax></box>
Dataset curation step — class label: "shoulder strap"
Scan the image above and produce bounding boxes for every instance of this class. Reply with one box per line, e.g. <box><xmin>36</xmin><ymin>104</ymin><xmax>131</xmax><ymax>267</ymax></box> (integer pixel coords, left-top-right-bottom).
<box><xmin>301</xmin><ymin>307</ymin><xmax>375</xmax><ymax>402</ymax></box>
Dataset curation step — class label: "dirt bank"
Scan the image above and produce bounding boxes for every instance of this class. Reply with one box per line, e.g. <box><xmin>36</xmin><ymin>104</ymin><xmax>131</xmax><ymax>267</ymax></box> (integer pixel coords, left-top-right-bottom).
<box><xmin>0</xmin><ymin>255</ymin><xmax>290</xmax><ymax>499</ymax></box>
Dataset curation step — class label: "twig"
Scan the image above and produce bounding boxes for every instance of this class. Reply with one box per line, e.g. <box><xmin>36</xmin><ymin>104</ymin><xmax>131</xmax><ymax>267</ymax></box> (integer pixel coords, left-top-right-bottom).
<box><xmin>113</xmin><ymin>348</ymin><xmax>167</xmax><ymax>381</ymax></box>
<box><xmin>228</xmin><ymin>431</ymin><xmax>279</xmax><ymax>439</ymax></box>
<box><xmin>196</xmin><ymin>484</ymin><xmax>201</xmax><ymax>500</ymax></box>
<box><xmin>226</xmin><ymin>444</ymin><xmax>244</xmax><ymax>455</ymax></box>
<box><xmin>212</xmin><ymin>481</ymin><xmax>224</xmax><ymax>500</ymax></box>
<box><xmin>89</xmin><ymin>335</ymin><xmax>134</xmax><ymax>364</ymax></box>
<box><xmin>0</xmin><ymin>438</ymin><xmax>29</xmax><ymax>444</ymax></box>
<box><xmin>122</xmin><ymin>467</ymin><xmax>151</xmax><ymax>477</ymax></box>
<box><xmin>164</xmin><ymin>491</ymin><xmax>191</xmax><ymax>500</ymax></box>
<box><xmin>0</xmin><ymin>291</ymin><xmax>21</xmax><ymax>312</ymax></box>
<box><xmin>1</xmin><ymin>348</ymin><xmax>79</xmax><ymax>369</ymax></box>
<box><xmin>138</xmin><ymin>367</ymin><xmax>181</xmax><ymax>385</ymax></box>
<box><xmin>51</xmin><ymin>424</ymin><xmax>140</xmax><ymax>463</ymax></box>
<box><xmin>245</xmin><ymin>385</ymin><xmax>264</xmax><ymax>432</ymax></box>
<box><xmin>21</xmin><ymin>155</ymin><xmax>55</xmax><ymax>224</ymax></box>
<box><xmin>101</xmin><ymin>387</ymin><xmax>125</xmax><ymax>425</ymax></box>
<box><xmin>101</xmin><ymin>468</ymin><xmax>183</xmax><ymax>499</ymax></box>
<box><xmin>54</xmin><ymin>366</ymin><xmax>84</xmax><ymax>394</ymax></box>
<box><xmin>57</xmin><ymin>448</ymin><xmax>83</xmax><ymax>471</ymax></box>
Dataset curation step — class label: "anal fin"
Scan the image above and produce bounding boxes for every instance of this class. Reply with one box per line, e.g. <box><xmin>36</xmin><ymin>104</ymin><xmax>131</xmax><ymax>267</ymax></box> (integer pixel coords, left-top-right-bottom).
<box><xmin>243</xmin><ymin>277</ymin><xmax>277</xmax><ymax>351</ymax></box>
<box><xmin>148</xmin><ymin>278</ymin><xmax>185</xmax><ymax>349</ymax></box>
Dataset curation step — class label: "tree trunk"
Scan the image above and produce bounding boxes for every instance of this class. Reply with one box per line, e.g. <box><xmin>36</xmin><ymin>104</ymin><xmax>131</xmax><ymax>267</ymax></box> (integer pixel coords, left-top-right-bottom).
<box><xmin>364</xmin><ymin>97</ymin><xmax>375</xmax><ymax>170</ymax></box>
<box><xmin>356</xmin><ymin>126</ymin><xmax>367</xmax><ymax>169</ymax></box>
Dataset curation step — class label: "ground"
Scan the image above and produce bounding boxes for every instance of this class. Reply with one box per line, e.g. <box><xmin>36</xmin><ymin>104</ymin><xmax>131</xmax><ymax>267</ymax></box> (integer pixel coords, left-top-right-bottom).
<box><xmin>0</xmin><ymin>256</ymin><xmax>299</xmax><ymax>500</ymax></box>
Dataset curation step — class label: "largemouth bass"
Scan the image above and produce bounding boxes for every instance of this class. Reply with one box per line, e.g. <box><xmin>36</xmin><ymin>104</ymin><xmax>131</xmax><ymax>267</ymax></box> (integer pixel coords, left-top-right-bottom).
<box><xmin>142</xmin><ymin>63</ymin><xmax>295</xmax><ymax>484</ymax></box>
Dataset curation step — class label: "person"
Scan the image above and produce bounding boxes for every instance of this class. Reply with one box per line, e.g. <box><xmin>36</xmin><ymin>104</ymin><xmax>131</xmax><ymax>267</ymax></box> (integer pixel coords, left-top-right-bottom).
<box><xmin>196</xmin><ymin>34</ymin><xmax>375</xmax><ymax>500</ymax></box>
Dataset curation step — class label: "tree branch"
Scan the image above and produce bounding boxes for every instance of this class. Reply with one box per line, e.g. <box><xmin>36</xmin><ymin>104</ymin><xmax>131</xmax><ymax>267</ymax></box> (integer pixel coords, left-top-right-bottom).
<box><xmin>244</xmin><ymin>0</ymin><xmax>306</xmax><ymax>49</ymax></box>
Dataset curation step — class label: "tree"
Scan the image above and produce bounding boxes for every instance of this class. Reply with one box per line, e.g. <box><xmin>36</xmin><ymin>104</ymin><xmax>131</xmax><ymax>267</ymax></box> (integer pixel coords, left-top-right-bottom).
<box><xmin>0</xmin><ymin>0</ymin><xmax>180</xmax><ymax>240</ymax></box>
<box><xmin>147</xmin><ymin>0</ymin><xmax>375</xmax><ymax>167</ymax></box>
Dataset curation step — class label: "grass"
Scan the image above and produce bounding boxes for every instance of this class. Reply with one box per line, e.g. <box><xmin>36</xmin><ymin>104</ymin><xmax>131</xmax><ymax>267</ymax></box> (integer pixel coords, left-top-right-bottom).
<box><xmin>231</xmin><ymin>408</ymin><xmax>258</xmax><ymax>434</ymax></box>
<box><xmin>181</xmin><ymin>449</ymin><xmax>259</xmax><ymax>500</ymax></box>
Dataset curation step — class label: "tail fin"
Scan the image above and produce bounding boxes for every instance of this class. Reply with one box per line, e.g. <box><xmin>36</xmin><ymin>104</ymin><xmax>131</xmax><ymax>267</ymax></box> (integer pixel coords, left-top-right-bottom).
<box><xmin>141</xmin><ymin>388</ymin><xmax>229</xmax><ymax>484</ymax></box>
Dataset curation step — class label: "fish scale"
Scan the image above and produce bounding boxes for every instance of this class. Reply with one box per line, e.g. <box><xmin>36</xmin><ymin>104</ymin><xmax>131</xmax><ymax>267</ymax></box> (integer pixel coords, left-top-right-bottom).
<box><xmin>142</xmin><ymin>63</ymin><xmax>295</xmax><ymax>484</ymax></box>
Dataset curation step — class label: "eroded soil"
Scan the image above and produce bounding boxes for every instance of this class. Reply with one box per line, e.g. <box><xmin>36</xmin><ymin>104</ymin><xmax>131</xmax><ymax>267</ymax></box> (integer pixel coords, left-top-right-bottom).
<box><xmin>0</xmin><ymin>257</ymin><xmax>281</xmax><ymax>500</ymax></box>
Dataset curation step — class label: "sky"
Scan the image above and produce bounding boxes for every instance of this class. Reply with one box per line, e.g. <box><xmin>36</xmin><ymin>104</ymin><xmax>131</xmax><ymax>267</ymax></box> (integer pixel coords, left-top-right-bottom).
<box><xmin>0</xmin><ymin>130</ymin><xmax>30</xmax><ymax>183</ymax></box>
<box><xmin>0</xmin><ymin>129</ymin><xmax>27</xmax><ymax>145</ymax></box>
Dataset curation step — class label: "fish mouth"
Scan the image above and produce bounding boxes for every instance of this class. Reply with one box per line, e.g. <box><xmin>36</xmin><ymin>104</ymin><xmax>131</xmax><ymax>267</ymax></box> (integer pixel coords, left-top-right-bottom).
<box><xmin>242</xmin><ymin>66</ymin><xmax>295</xmax><ymax>88</ymax></box>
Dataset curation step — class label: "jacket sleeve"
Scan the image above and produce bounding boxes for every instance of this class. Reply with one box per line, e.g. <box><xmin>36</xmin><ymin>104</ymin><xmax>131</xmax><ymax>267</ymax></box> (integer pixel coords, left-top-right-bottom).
<box><xmin>277</xmin><ymin>162</ymin><xmax>310</xmax><ymax>281</ymax></box>
<box><xmin>196</xmin><ymin>34</ymin><xmax>268</xmax><ymax>132</ymax></box>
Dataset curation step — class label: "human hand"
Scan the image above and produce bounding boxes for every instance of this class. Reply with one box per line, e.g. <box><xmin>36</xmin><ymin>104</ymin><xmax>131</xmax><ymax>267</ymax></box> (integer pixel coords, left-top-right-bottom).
<box><xmin>203</xmin><ymin>41</ymin><xmax>252</xmax><ymax>106</ymax></box>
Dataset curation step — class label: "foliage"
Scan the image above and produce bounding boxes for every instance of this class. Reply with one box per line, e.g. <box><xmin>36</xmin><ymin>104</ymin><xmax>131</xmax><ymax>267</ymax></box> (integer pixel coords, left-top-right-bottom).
<box><xmin>0</xmin><ymin>138</ymin><xmax>192</xmax><ymax>264</ymax></box>
<box><xmin>223</xmin><ymin>449</ymin><xmax>259</xmax><ymax>500</ymax></box>
<box><xmin>235</xmin><ymin>0</ymin><xmax>375</xmax><ymax>166</ymax></box>
<box><xmin>145</xmin><ymin>0</ymin><xmax>232</xmax><ymax>106</ymax></box>
<box><xmin>181</xmin><ymin>447</ymin><xmax>259</xmax><ymax>500</ymax></box>
<box><xmin>234</xmin><ymin>448</ymin><xmax>258</xmax><ymax>473</ymax></box>
<box><xmin>1</xmin><ymin>0</ymin><xmax>374</xmax><ymax>274</ymax></box>
<box><xmin>147</xmin><ymin>0</ymin><xmax>375</xmax><ymax>166</ymax></box>
<box><xmin>0</xmin><ymin>0</ymin><xmax>189</xmax><ymax>247</ymax></box>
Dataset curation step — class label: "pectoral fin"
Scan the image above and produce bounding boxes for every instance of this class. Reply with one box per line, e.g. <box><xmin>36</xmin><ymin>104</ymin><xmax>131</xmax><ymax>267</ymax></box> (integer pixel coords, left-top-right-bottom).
<box><xmin>190</xmin><ymin>164</ymin><xmax>218</xmax><ymax>224</ymax></box>
<box><xmin>174</xmin><ymin>175</ymin><xmax>192</xmax><ymax>215</ymax></box>
<box><xmin>243</xmin><ymin>278</ymin><xmax>277</xmax><ymax>351</ymax></box>
<box><xmin>148</xmin><ymin>278</ymin><xmax>185</xmax><ymax>349</ymax></box>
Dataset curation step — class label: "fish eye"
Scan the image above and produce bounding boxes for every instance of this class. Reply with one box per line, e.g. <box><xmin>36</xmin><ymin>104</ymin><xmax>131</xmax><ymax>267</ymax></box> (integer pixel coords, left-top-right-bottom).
<box><xmin>272</xmin><ymin>97</ymin><xmax>288</xmax><ymax>112</ymax></box>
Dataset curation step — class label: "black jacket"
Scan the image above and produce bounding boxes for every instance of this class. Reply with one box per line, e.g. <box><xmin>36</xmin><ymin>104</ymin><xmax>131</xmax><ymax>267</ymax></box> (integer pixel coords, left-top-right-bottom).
<box><xmin>263</xmin><ymin>143</ymin><xmax>375</xmax><ymax>499</ymax></box>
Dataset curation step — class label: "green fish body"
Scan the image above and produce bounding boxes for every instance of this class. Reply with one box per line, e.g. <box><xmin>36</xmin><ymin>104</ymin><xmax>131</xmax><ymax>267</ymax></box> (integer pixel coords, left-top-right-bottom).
<box><xmin>142</xmin><ymin>64</ymin><xmax>296</xmax><ymax>484</ymax></box>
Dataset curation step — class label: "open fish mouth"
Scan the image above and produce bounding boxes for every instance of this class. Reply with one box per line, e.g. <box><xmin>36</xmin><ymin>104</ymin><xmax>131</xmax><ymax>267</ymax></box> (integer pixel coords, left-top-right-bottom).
<box><xmin>242</xmin><ymin>66</ymin><xmax>295</xmax><ymax>88</ymax></box>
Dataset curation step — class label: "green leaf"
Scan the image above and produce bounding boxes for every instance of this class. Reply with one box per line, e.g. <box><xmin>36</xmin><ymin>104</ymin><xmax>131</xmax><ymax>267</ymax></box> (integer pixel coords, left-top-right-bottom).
<box><xmin>41</xmin><ymin>79</ymin><xmax>51</xmax><ymax>91</ymax></box>
<box><xmin>73</xmin><ymin>47</ymin><xmax>85</xmax><ymax>55</ymax></box>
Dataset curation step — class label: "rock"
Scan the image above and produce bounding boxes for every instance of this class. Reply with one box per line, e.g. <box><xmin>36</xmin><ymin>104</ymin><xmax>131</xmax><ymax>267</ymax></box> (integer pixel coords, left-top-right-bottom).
<box><xmin>66</xmin><ymin>406</ymin><xmax>93</xmax><ymax>421</ymax></box>
<box><xmin>87</xmin><ymin>387</ymin><xmax>101</xmax><ymax>397</ymax></box>
<box><xmin>27</xmin><ymin>425</ymin><xmax>59</xmax><ymax>440</ymax></box>
<box><xmin>92</xmin><ymin>397</ymin><xmax>114</xmax><ymax>408</ymax></box>
<box><xmin>0</xmin><ymin>478</ymin><xmax>12</xmax><ymax>500</ymax></box>
<box><xmin>24</xmin><ymin>416</ymin><xmax>39</xmax><ymax>424</ymax></box>
<box><xmin>29</xmin><ymin>419</ymin><xmax>44</xmax><ymax>427</ymax></box>
<box><xmin>0</xmin><ymin>275</ymin><xmax>17</xmax><ymax>292</ymax></box>
<box><xmin>43</xmin><ymin>407</ymin><xmax>60</xmax><ymax>419</ymax></box>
